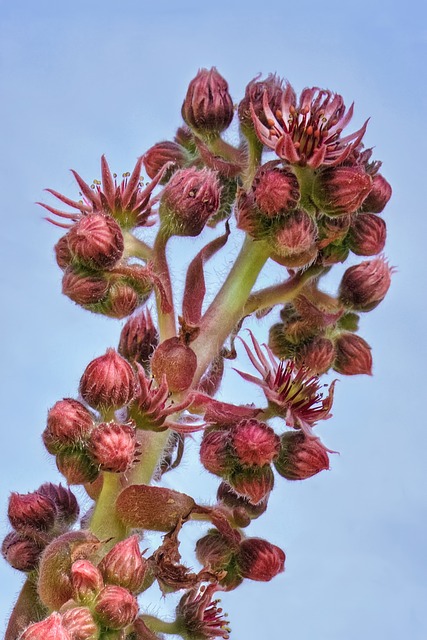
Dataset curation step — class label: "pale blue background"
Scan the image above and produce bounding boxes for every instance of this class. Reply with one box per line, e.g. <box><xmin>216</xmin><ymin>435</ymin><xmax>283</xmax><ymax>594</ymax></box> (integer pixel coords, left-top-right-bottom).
<box><xmin>1</xmin><ymin>1</ymin><xmax>427</xmax><ymax>638</ymax></box>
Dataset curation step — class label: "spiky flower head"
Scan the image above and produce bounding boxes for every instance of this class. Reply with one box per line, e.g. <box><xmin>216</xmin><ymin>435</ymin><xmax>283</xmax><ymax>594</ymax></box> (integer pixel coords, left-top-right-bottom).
<box><xmin>177</xmin><ymin>584</ymin><xmax>231</xmax><ymax>639</ymax></box>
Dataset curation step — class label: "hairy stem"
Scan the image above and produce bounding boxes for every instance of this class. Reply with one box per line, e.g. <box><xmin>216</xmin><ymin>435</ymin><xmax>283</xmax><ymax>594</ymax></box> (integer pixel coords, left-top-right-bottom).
<box><xmin>153</xmin><ymin>230</ymin><xmax>176</xmax><ymax>340</ymax></box>
<box><xmin>89</xmin><ymin>472</ymin><xmax>127</xmax><ymax>543</ymax></box>
<box><xmin>123</xmin><ymin>230</ymin><xmax>153</xmax><ymax>261</ymax></box>
<box><xmin>141</xmin><ymin>615</ymin><xmax>181</xmax><ymax>635</ymax></box>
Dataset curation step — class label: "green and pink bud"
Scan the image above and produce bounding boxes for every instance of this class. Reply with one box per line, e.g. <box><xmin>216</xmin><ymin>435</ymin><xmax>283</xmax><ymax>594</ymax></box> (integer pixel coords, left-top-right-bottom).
<box><xmin>79</xmin><ymin>349</ymin><xmax>138</xmax><ymax>411</ymax></box>
<box><xmin>339</xmin><ymin>256</ymin><xmax>393</xmax><ymax>311</ymax></box>
<box><xmin>196</xmin><ymin>529</ymin><xmax>242</xmax><ymax>590</ymax></box>
<box><xmin>94</xmin><ymin>585</ymin><xmax>139</xmax><ymax>630</ymax></box>
<box><xmin>200</xmin><ymin>429</ymin><xmax>232</xmax><ymax>477</ymax></box>
<box><xmin>294</xmin><ymin>336</ymin><xmax>336</xmax><ymax>375</ymax></box>
<box><xmin>143</xmin><ymin>140</ymin><xmax>187</xmax><ymax>180</ymax></box>
<box><xmin>231</xmin><ymin>419</ymin><xmax>280</xmax><ymax>467</ymax></box>
<box><xmin>8</xmin><ymin>491</ymin><xmax>57</xmax><ymax>533</ymax></box>
<box><xmin>271</xmin><ymin>209</ymin><xmax>318</xmax><ymax>268</ymax></box>
<box><xmin>118</xmin><ymin>309</ymin><xmax>158</xmax><ymax>368</ymax></box>
<box><xmin>55</xmin><ymin>449</ymin><xmax>99</xmax><ymax>485</ymax></box>
<box><xmin>217</xmin><ymin>482</ymin><xmax>268</xmax><ymax>520</ymax></box>
<box><xmin>182</xmin><ymin>67</ymin><xmax>234</xmax><ymax>137</ymax></box>
<box><xmin>348</xmin><ymin>213</ymin><xmax>387</xmax><ymax>256</ymax></box>
<box><xmin>62</xmin><ymin>270</ymin><xmax>109</xmax><ymax>307</ymax></box>
<box><xmin>98</xmin><ymin>535</ymin><xmax>147</xmax><ymax>593</ymax></box>
<box><xmin>55</xmin><ymin>234</ymin><xmax>73</xmax><ymax>270</ymax></box>
<box><xmin>334</xmin><ymin>332</ymin><xmax>373</xmax><ymax>375</ymax></box>
<box><xmin>228</xmin><ymin>464</ymin><xmax>274</xmax><ymax>505</ymax></box>
<box><xmin>43</xmin><ymin>399</ymin><xmax>94</xmax><ymax>453</ymax></box>
<box><xmin>2</xmin><ymin>532</ymin><xmax>43</xmax><ymax>572</ymax></box>
<box><xmin>71</xmin><ymin>559</ymin><xmax>104</xmax><ymax>603</ymax></box>
<box><xmin>360</xmin><ymin>173</ymin><xmax>392</xmax><ymax>213</ymax></box>
<box><xmin>237</xmin><ymin>538</ymin><xmax>285</xmax><ymax>581</ymax></box>
<box><xmin>252</xmin><ymin>161</ymin><xmax>300</xmax><ymax>217</ymax></box>
<box><xmin>88</xmin><ymin>422</ymin><xmax>138</xmax><ymax>473</ymax></box>
<box><xmin>19</xmin><ymin>613</ymin><xmax>71</xmax><ymax>640</ymax></box>
<box><xmin>61</xmin><ymin>607</ymin><xmax>99</xmax><ymax>640</ymax></box>
<box><xmin>312</xmin><ymin>166</ymin><xmax>373</xmax><ymax>216</ymax></box>
<box><xmin>274</xmin><ymin>431</ymin><xmax>330</xmax><ymax>480</ymax></box>
<box><xmin>66</xmin><ymin>213</ymin><xmax>124</xmax><ymax>270</ymax></box>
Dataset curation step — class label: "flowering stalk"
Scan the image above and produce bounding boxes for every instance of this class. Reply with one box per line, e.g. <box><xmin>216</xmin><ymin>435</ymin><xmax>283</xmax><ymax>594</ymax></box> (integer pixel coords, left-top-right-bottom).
<box><xmin>3</xmin><ymin>68</ymin><xmax>392</xmax><ymax>640</ymax></box>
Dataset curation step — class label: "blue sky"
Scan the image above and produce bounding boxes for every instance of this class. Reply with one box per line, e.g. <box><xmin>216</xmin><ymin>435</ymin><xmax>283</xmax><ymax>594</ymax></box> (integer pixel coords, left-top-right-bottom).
<box><xmin>1</xmin><ymin>1</ymin><xmax>427</xmax><ymax>638</ymax></box>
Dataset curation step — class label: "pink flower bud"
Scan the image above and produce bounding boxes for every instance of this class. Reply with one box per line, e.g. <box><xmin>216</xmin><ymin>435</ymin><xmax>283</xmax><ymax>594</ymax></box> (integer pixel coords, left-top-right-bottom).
<box><xmin>252</xmin><ymin>162</ymin><xmax>300</xmax><ymax>217</ymax></box>
<box><xmin>56</xmin><ymin>449</ymin><xmax>99</xmax><ymax>485</ymax></box>
<box><xmin>118</xmin><ymin>309</ymin><xmax>158</xmax><ymax>367</ymax></box>
<box><xmin>88</xmin><ymin>422</ymin><xmax>138</xmax><ymax>473</ymax></box>
<box><xmin>2</xmin><ymin>531</ymin><xmax>42</xmax><ymax>571</ymax></box>
<box><xmin>274</xmin><ymin>431</ymin><xmax>330</xmax><ymax>480</ymax></box>
<box><xmin>238</xmin><ymin>73</ymin><xmax>283</xmax><ymax>134</ymax></box>
<box><xmin>334</xmin><ymin>332</ymin><xmax>373</xmax><ymax>375</ymax></box>
<box><xmin>36</xmin><ymin>483</ymin><xmax>80</xmax><ymax>526</ymax></box>
<box><xmin>272</xmin><ymin>210</ymin><xmax>318</xmax><ymax>268</ymax></box>
<box><xmin>61</xmin><ymin>606</ymin><xmax>99</xmax><ymax>640</ymax></box>
<box><xmin>103</xmin><ymin>282</ymin><xmax>140</xmax><ymax>319</ymax></box>
<box><xmin>143</xmin><ymin>140</ymin><xmax>187</xmax><ymax>180</ymax></box>
<box><xmin>55</xmin><ymin>234</ymin><xmax>73</xmax><ymax>270</ymax></box>
<box><xmin>217</xmin><ymin>482</ymin><xmax>268</xmax><ymax>520</ymax></box>
<box><xmin>98</xmin><ymin>535</ymin><xmax>147</xmax><ymax>594</ymax></box>
<box><xmin>196</xmin><ymin>529</ymin><xmax>242</xmax><ymax>590</ymax></box>
<box><xmin>79</xmin><ymin>349</ymin><xmax>137</xmax><ymax>411</ymax></box>
<box><xmin>19</xmin><ymin>613</ymin><xmax>71</xmax><ymax>640</ymax></box>
<box><xmin>294</xmin><ymin>336</ymin><xmax>336</xmax><ymax>374</ymax></box>
<box><xmin>62</xmin><ymin>270</ymin><xmax>109</xmax><ymax>306</ymax></box>
<box><xmin>94</xmin><ymin>585</ymin><xmax>138</xmax><ymax>630</ymax></box>
<box><xmin>228</xmin><ymin>465</ymin><xmax>274</xmax><ymax>505</ymax></box>
<box><xmin>71</xmin><ymin>560</ymin><xmax>104</xmax><ymax>602</ymax></box>
<box><xmin>339</xmin><ymin>256</ymin><xmax>392</xmax><ymax>311</ymax></box>
<box><xmin>348</xmin><ymin>213</ymin><xmax>387</xmax><ymax>256</ymax></box>
<box><xmin>151</xmin><ymin>337</ymin><xmax>197</xmax><ymax>393</ymax></box>
<box><xmin>67</xmin><ymin>213</ymin><xmax>124</xmax><ymax>270</ymax></box>
<box><xmin>231</xmin><ymin>419</ymin><xmax>280</xmax><ymax>467</ymax></box>
<box><xmin>360</xmin><ymin>173</ymin><xmax>392</xmax><ymax>213</ymax></box>
<box><xmin>237</xmin><ymin>538</ymin><xmax>285</xmax><ymax>581</ymax></box>
<box><xmin>159</xmin><ymin>167</ymin><xmax>221</xmax><ymax>236</ymax></box>
<box><xmin>182</xmin><ymin>67</ymin><xmax>234</xmax><ymax>136</ymax></box>
<box><xmin>44</xmin><ymin>399</ymin><xmax>94</xmax><ymax>450</ymax></box>
<box><xmin>312</xmin><ymin>166</ymin><xmax>373</xmax><ymax>216</ymax></box>
<box><xmin>8</xmin><ymin>491</ymin><xmax>57</xmax><ymax>533</ymax></box>
<box><xmin>318</xmin><ymin>214</ymin><xmax>351</xmax><ymax>246</ymax></box>
<box><xmin>200</xmin><ymin>429</ymin><xmax>232</xmax><ymax>476</ymax></box>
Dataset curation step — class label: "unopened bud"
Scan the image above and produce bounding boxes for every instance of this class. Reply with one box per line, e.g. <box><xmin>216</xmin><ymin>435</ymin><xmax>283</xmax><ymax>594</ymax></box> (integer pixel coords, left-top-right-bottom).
<box><xmin>319</xmin><ymin>242</ymin><xmax>349</xmax><ymax>266</ymax></box>
<box><xmin>312</xmin><ymin>166</ymin><xmax>373</xmax><ymax>216</ymax></box>
<box><xmin>294</xmin><ymin>336</ymin><xmax>336</xmax><ymax>374</ymax></box>
<box><xmin>334</xmin><ymin>332</ymin><xmax>373</xmax><ymax>375</ymax></box>
<box><xmin>61</xmin><ymin>606</ymin><xmax>99</xmax><ymax>640</ymax></box>
<box><xmin>79</xmin><ymin>349</ymin><xmax>137</xmax><ymax>411</ymax></box>
<box><xmin>88</xmin><ymin>422</ymin><xmax>138</xmax><ymax>473</ymax></box>
<box><xmin>37</xmin><ymin>483</ymin><xmax>80</xmax><ymax>526</ymax></box>
<box><xmin>228</xmin><ymin>465</ymin><xmax>274</xmax><ymax>505</ymax></box>
<box><xmin>19</xmin><ymin>613</ymin><xmax>71</xmax><ymax>640</ymax></box>
<box><xmin>348</xmin><ymin>213</ymin><xmax>387</xmax><ymax>256</ymax></box>
<box><xmin>55</xmin><ymin>234</ymin><xmax>73</xmax><ymax>270</ymax></box>
<box><xmin>200</xmin><ymin>429</ymin><xmax>232</xmax><ymax>476</ymax></box>
<box><xmin>238</xmin><ymin>538</ymin><xmax>285</xmax><ymax>581</ymax></box>
<box><xmin>98</xmin><ymin>535</ymin><xmax>147</xmax><ymax>594</ymax></box>
<box><xmin>274</xmin><ymin>431</ymin><xmax>330</xmax><ymax>480</ymax></box>
<box><xmin>118</xmin><ymin>309</ymin><xmax>158</xmax><ymax>367</ymax></box>
<box><xmin>62</xmin><ymin>270</ymin><xmax>109</xmax><ymax>306</ymax></box>
<box><xmin>238</xmin><ymin>73</ymin><xmax>283</xmax><ymax>135</ymax></box>
<box><xmin>67</xmin><ymin>213</ymin><xmax>124</xmax><ymax>270</ymax></box>
<box><xmin>196</xmin><ymin>529</ymin><xmax>242</xmax><ymax>590</ymax></box>
<box><xmin>143</xmin><ymin>140</ymin><xmax>187</xmax><ymax>180</ymax></box>
<box><xmin>44</xmin><ymin>399</ymin><xmax>94</xmax><ymax>451</ymax></box>
<box><xmin>159</xmin><ymin>167</ymin><xmax>221</xmax><ymax>236</ymax></box>
<box><xmin>71</xmin><ymin>560</ymin><xmax>104</xmax><ymax>603</ymax></box>
<box><xmin>360</xmin><ymin>173</ymin><xmax>392</xmax><ymax>213</ymax></box>
<box><xmin>8</xmin><ymin>491</ymin><xmax>57</xmax><ymax>533</ymax></box>
<box><xmin>103</xmin><ymin>283</ymin><xmax>140</xmax><ymax>319</ymax></box>
<box><xmin>231</xmin><ymin>419</ymin><xmax>280</xmax><ymax>467</ymax></box>
<box><xmin>56</xmin><ymin>449</ymin><xmax>100</xmax><ymax>485</ymax></box>
<box><xmin>272</xmin><ymin>210</ymin><xmax>318</xmax><ymax>268</ymax></box>
<box><xmin>94</xmin><ymin>585</ymin><xmax>138</xmax><ymax>630</ymax></box>
<box><xmin>2</xmin><ymin>531</ymin><xmax>42</xmax><ymax>571</ymax></box>
<box><xmin>217</xmin><ymin>482</ymin><xmax>268</xmax><ymax>520</ymax></box>
<box><xmin>339</xmin><ymin>256</ymin><xmax>392</xmax><ymax>311</ymax></box>
<box><xmin>252</xmin><ymin>162</ymin><xmax>300</xmax><ymax>217</ymax></box>
<box><xmin>151</xmin><ymin>337</ymin><xmax>197</xmax><ymax>392</ymax></box>
<box><xmin>182</xmin><ymin>67</ymin><xmax>234</xmax><ymax>136</ymax></box>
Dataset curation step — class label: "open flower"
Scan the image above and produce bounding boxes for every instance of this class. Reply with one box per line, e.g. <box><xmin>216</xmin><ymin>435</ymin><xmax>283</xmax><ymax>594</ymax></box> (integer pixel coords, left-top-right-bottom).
<box><xmin>177</xmin><ymin>584</ymin><xmax>230</xmax><ymax>639</ymax></box>
<box><xmin>251</xmin><ymin>84</ymin><xmax>368</xmax><ymax>168</ymax></box>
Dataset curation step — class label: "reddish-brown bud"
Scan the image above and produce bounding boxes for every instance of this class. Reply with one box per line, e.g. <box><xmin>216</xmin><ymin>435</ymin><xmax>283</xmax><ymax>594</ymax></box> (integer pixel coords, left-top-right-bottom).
<box><xmin>44</xmin><ymin>399</ymin><xmax>94</xmax><ymax>450</ymax></box>
<box><xmin>252</xmin><ymin>162</ymin><xmax>300</xmax><ymax>217</ymax></box>
<box><xmin>8</xmin><ymin>491</ymin><xmax>57</xmax><ymax>533</ymax></box>
<box><xmin>19</xmin><ymin>613</ymin><xmax>71</xmax><ymax>640</ymax></box>
<box><xmin>37</xmin><ymin>483</ymin><xmax>80</xmax><ymax>526</ymax></box>
<box><xmin>103</xmin><ymin>283</ymin><xmax>140</xmax><ymax>319</ymax></box>
<box><xmin>94</xmin><ymin>585</ymin><xmax>138</xmax><ymax>629</ymax></box>
<box><xmin>237</xmin><ymin>538</ymin><xmax>285</xmax><ymax>581</ymax></box>
<box><xmin>71</xmin><ymin>560</ymin><xmax>104</xmax><ymax>602</ymax></box>
<box><xmin>79</xmin><ymin>349</ymin><xmax>137</xmax><ymax>411</ymax></box>
<box><xmin>274</xmin><ymin>431</ymin><xmax>330</xmax><ymax>480</ymax></box>
<box><xmin>182</xmin><ymin>67</ymin><xmax>234</xmax><ymax>135</ymax></box>
<box><xmin>360</xmin><ymin>173</ymin><xmax>392</xmax><ymax>213</ymax></box>
<box><xmin>318</xmin><ymin>214</ymin><xmax>351</xmax><ymax>246</ymax></box>
<box><xmin>339</xmin><ymin>256</ymin><xmax>392</xmax><ymax>311</ymax></box>
<box><xmin>228</xmin><ymin>465</ymin><xmax>274</xmax><ymax>505</ymax></box>
<box><xmin>98</xmin><ymin>535</ymin><xmax>147</xmax><ymax>593</ymax></box>
<box><xmin>2</xmin><ymin>531</ymin><xmax>43</xmax><ymax>571</ymax></box>
<box><xmin>231</xmin><ymin>419</ymin><xmax>280</xmax><ymax>467</ymax></box>
<box><xmin>348</xmin><ymin>213</ymin><xmax>387</xmax><ymax>256</ymax></box>
<box><xmin>334</xmin><ymin>332</ymin><xmax>373</xmax><ymax>375</ymax></box>
<box><xmin>118</xmin><ymin>309</ymin><xmax>158</xmax><ymax>367</ymax></box>
<box><xmin>294</xmin><ymin>336</ymin><xmax>336</xmax><ymax>374</ymax></box>
<box><xmin>61</xmin><ymin>607</ymin><xmax>99</xmax><ymax>640</ymax></box>
<box><xmin>56</xmin><ymin>449</ymin><xmax>100</xmax><ymax>485</ymax></box>
<box><xmin>312</xmin><ymin>166</ymin><xmax>373</xmax><ymax>216</ymax></box>
<box><xmin>67</xmin><ymin>213</ymin><xmax>124</xmax><ymax>270</ymax></box>
<box><xmin>143</xmin><ymin>140</ymin><xmax>187</xmax><ymax>180</ymax></box>
<box><xmin>55</xmin><ymin>234</ymin><xmax>73</xmax><ymax>270</ymax></box>
<box><xmin>62</xmin><ymin>270</ymin><xmax>109</xmax><ymax>306</ymax></box>
<box><xmin>88</xmin><ymin>422</ymin><xmax>138</xmax><ymax>473</ymax></box>
<box><xmin>196</xmin><ymin>529</ymin><xmax>242</xmax><ymax>590</ymax></box>
<box><xmin>272</xmin><ymin>210</ymin><xmax>318</xmax><ymax>267</ymax></box>
<box><xmin>151</xmin><ymin>337</ymin><xmax>197</xmax><ymax>393</ymax></box>
<box><xmin>238</xmin><ymin>73</ymin><xmax>283</xmax><ymax>134</ymax></box>
<box><xmin>200</xmin><ymin>429</ymin><xmax>232</xmax><ymax>476</ymax></box>
<box><xmin>217</xmin><ymin>482</ymin><xmax>268</xmax><ymax>520</ymax></box>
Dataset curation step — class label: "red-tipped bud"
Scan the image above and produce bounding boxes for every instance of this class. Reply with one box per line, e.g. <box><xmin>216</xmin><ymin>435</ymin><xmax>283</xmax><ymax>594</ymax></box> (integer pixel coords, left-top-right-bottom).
<box><xmin>200</xmin><ymin>429</ymin><xmax>232</xmax><ymax>476</ymax></box>
<box><xmin>103</xmin><ymin>283</ymin><xmax>140</xmax><ymax>319</ymax></box>
<box><xmin>71</xmin><ymin>559</ymin><xmax>104</xmax><ymax>602</ymax></box>
<box><xmin>274</xmin><ymin>431</ymin><xmax>330</xmax><ymax>480</ymax></box>
<box><xmin>237</xmin><ymin>538</ymin><xmax>285</xmax><ymax>581</ymax></box>
<box><xmin>272</xmin><ymin>210</ymin><xmax>318</xmax><ymax>268</ymax></box>
<box><xmin>231</xmin><ymin>419</ymin><xmax>280</xmax><ymax>467</ymax></box>
<box><xmin>318</xmin><ymin>214</ymin><xmax>351</xmax><ymax>246</ymax></box>
<box><xmin>56</xmin><ymin>449</ymin><xmax>100</xmax><ymax>485</ymax></box>
<box><xmin>8</xmin><ymin>491</ymin><xmax>57</xmax><ymax>533</ymax></box>
<box><xmin>217</xmin><ymin>482</ymin><xmax>268</xmax><ymax>520</ymax></box>
<box><xmin>61</xmin><ymin>607</ymin><xmax>99</xmax><ymax>640</ymax></box>
<box><xmin>151</xmin><ymin>337</ymin><xmax>197</xmax><ymax>392</ymax></box>
<box><xmin>339</xmin><ymin>256</ymin><xmax>392</xmax><ymax>311</ymax></box>
<box><xmin>348</xmin><ymin>213</ymin><xmax>387</xmax><ymax>256</ymax></box>
<box><xmin>196</xmin><ymin>529</ymin><xmax>242</xmax><ymax>590</ymax></box>
<box><xmin>295</xmin><ymin>336</ymin><xmax>336</xmax><ymax>374</ymax></box>
<box><xmin>44</xmin><ymin>399</ymin><xmax>94</xmax><ymax>450</ymax></box>
<box><xmin>228</xmin><ymin>465</ymin><xmax>274</xmax><ymax>505</ymax></box>
<box><xmin>252</xmin><ymin>162</ymin><xmax>300</xmax><ymax>217</ymax></box>
<box><xmin>94</xmin><ymin>585</ymin><xmax>138</xmax><ymax>630</ymax></box>
<box><xmin>37</xmin><ymin>483</ymin><xmax>80</xmax><ymax>526</ymax></box>
<box><xmin>143</xmin><ymin>140</ymin><xmax>187</xmax><ymax>180</ymax></box>
<box><xmin>79</xmin><ymin>349</ymin><xmax>137</xmax><ymax>411</ymax></box>
<box><xmin>62</xmin><ymin>270</ymin><xmax>109</xmax><ymax>306</ymax></box>
<box><xmin>159</xmin><ymin>167</ymin><xmax>221</xmax><ymax>236</ymax></box>
<box><xmin>118</xmin><ymin>309</ymin><xmax>158</xmax><ymax>367</ymax></box>
<box><xmin>67</xmin><ymin>213</ymin><xmax>124</xmax><ymax>270</ymax></box>
<box><xmin>182</xmin><ymin>67</ymin><xmax>234</xmax><ymax>136</ymax></box>
<box><xmin>238</xmin><ymin>73</ymin><xmax>283</xmax><ymax>134</ymax></box>
<box><xmin>2</xmin><ymin>531</ymin><xmax>43</xmax><ymax>571</ymax></box>
<box><xmin>55</xmin><ymin>234</ymin><xmax>73</xmax><ymax>270</ymax></box>
<box><xmin>88</xmin><ymin>422</ymin><xmax>138</xmax><ymax>473</ymax></box>
<box><xmin>334</xmin><ymin>332</ymin><xmax>373</xmax><ymax>375</ymax></box>
<box><xmin>19</xmin><ymin>613</ymin><xmax>71</xmax><ymax>640</ymax></box>
<box><xmin>360</xmin><ymin>173</ymin><xmax>392</xmax><ymax>213</ymax></box>
<box><xmin>312</xmin><ymin>166</ymin><xmax>373</xmax><ymax>216</ymax></box>
<box><xmin>98</xmin><ymin>535</ymin><xmax>147</xmax><ymax>593</ymax></box>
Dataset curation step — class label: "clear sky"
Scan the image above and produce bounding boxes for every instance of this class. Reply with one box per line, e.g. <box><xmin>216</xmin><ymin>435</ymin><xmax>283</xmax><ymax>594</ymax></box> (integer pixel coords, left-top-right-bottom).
<box><xmin>1</xmin><ymin>1</ymin><xmax>427</xmax><ymax>638</ymax></box>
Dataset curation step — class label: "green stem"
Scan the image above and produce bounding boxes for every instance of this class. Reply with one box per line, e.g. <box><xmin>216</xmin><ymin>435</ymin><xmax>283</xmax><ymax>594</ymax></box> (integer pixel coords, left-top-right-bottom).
<box><xmin>89</xmin><ymin>472</ymin><xmax>127</xmax><ymax>543</ymax></box>
<box><xmin>153</xmin><ymin>230</ymin><xmax>176</xmax><ymax>340</ymax></box>
<box><xmin>191</xmin><ymin>235</ymin><xmax>270</xmax><ymax>384</ymax></box>
<box><xmin>123</xmin><ymin>231</ymin><xmax>153</xmax><ymax>261</ymax></box>
<box><xmin>141</xmin><ymin>615</ymin><xmax>181</xmax><ymax>635</ymax></box>
<box><xmin>242</xmin><ymin>135</ymin><xmax>263</xmax><ymax>190</ymax></box>
<box><xmin>126</xmin><ymin>430</ymin><xmax>172</xmax><ymax>486</ymax></box>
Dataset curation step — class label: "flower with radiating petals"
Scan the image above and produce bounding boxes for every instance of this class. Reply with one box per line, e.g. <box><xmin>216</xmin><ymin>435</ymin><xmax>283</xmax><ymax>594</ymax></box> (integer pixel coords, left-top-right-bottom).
<box><xmin>251</xmin><ymin>83</ymin><xmax>368</xmax><ymax>168</ymax></box>
<box><xmin>177</xmin><ymin>584</ymin><xmax>230</xmax><ymax>639</ymax></box>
